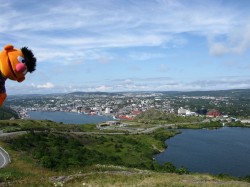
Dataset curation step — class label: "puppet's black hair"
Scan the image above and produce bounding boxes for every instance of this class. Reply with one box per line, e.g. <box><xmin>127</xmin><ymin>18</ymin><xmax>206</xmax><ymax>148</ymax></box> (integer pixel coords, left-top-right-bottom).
<box><xmin>21</xmin><ymin>47</ymin><xmax>36</xmax><ymax>73</ymax></box>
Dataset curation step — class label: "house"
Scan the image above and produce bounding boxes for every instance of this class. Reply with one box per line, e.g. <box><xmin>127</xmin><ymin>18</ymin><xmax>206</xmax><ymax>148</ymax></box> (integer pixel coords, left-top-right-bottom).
<box><xmin>117</xmin><ymin>115</ymin><xmax>134</xmax><ymax>120</ymax></box>
<box><xmin>178</xmin><ymin>107</ymin><xmax>189</xmax><ymax>116</ymax></box>
<box><xmin>207</xmin><ymin>109</ymin><xmax>221</xmax><ymax>117</ymax></box>
<box><xmin>178</xmin><ymin>107</ymin><xmax>186</xmax><ymax>115</ymax></box>
<box><xmin>131</xmin><ymin>110</ymin><xmax>141</xmax><ymax>116</ymax></box>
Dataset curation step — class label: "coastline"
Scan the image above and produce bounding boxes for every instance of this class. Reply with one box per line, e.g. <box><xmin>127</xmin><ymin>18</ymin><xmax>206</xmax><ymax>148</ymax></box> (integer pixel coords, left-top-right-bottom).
<box><xmin>26</xmin><ymin>110</ymin><xmax>114</xmax><ymax>124</ymax></box>
<box><xmin>155</xmin><ymin>127</ymin><xmax>250</xmax><ymax>177</ymax></box>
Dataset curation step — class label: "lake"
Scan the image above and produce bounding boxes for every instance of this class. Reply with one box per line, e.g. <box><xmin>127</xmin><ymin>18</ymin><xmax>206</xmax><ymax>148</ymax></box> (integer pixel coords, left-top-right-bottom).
<box><xmin>28</xmin><ymin>111</ymin><xmax>114</xmax><ymax>124</ymax></box>
<box><xmin>154</xmin><ymin>127</ymin><xmax>250</xmax><ymax>177</ymax></box>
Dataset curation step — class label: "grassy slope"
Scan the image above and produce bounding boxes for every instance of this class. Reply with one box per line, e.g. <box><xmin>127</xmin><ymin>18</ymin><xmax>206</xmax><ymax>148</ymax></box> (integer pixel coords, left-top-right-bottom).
<box><xmin>65</xmin><ymin>169</ymin><xmax>250</xmax><ymax>187</ymax></box>
<box><xmin>0</xmin><ymin>120</ymin><xmax>249</xmax><ymax>186</ymax></box>
<box><xmin>0</xmin><ymin>107</ymin><xmax>18</xmax><ymax>120</ymax></box>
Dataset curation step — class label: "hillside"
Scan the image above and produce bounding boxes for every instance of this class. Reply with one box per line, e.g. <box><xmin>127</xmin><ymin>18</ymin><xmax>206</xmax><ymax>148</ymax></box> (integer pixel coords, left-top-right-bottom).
<box><xmin>0</xmin><ymin>119</ymin><xmax>249</xmax><ymax>186</ymax></box>
<box><xmin>0</xmin><ymin>107</ymin><xmax>19</xmax><ymax>120</ymax></box>
<box><xmin>8</xmin><ymin>88</ymin><xmax>250</xmax><ymax>98</ymax></box>
<box><xmin>159</xmin><ymin>89</ymin><xmax>250</xmax><ymax>98</ymax></box>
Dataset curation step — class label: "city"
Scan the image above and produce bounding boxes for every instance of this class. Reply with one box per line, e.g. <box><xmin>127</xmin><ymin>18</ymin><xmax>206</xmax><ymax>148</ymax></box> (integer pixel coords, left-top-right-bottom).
<box><xmin>5</xmin><ymin>89</ymin><xmax>250</xmax><ymax>121</ymax></box>
<box><xmin>1</xmin><ymin>90</ymin><xmax>250</xmax><ymax>186</ymax></box>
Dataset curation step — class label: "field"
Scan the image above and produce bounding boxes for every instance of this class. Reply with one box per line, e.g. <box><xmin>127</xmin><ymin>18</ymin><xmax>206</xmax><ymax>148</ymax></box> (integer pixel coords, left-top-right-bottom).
<box><xmin>0</xmin><ymin>119</ymin><xmax>249</xmax><ymax>186</ymax></box>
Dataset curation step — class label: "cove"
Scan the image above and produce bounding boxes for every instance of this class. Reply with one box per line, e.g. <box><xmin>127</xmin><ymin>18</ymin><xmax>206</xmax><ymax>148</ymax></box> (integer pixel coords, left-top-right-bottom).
<box><xmin>28</xmin><ymin>111</ymin><xmax>114</xmax><ymax>124</ymax></box>
<box><xmin>154</xmin><ymin>127</ymin><xmax>250</xmax><ymax>177</ymax></box>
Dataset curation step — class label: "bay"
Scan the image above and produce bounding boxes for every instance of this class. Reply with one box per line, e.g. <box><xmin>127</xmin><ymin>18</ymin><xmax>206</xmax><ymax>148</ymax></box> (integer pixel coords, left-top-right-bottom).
<box><xmin>28</xmin><ymin>111</ymin><xmax>114</xmax><ymax>124</ymax></box>
<box><xmin>155</xmin><ymin>127</ymin><xmax>250</xmax><ymax>177</ymax></box>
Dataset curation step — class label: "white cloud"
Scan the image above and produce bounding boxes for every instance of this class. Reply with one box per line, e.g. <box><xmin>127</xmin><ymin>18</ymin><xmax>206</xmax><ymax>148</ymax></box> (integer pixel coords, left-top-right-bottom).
<box><xmin>95</xmin><ymin>85</ymin><xmax>112</xmax><ymax>91</ymax></box>
<box><xmin>36</xmin><ymin>82</ymin><xmax>55</xmax><ymax>89</ymax></box>
<box><xmin>208</xmin><ymin>25</ymin><xmax>250</xmax><ymax>56</ymax></box>
<box><xmin>209</xmin><ymin>43</ymin><xmax>229</xmax><ymax>56</ymax></box>
<box><xmin>0</xmin><ymin>0</ymin><xmax>248</xmax><ymax>64</ymax></box>
<box><xmin>0</xmin><ymin>1</ymin><xmax>239</xmax><ymax>45</ymax></box>
<box><xmin>129</xmin><ymin>52</ymin><xmax>165</xmax><ymax>61</ymax></box>
<box><xmin>2</xmin><ymin>0</ymin><xmax>250</xmax><ymax>94</ymax></box>
<box><xmin>6</xmin><ymin>75</ymin><xmax>250</xmax><ymax>95</ymax></box>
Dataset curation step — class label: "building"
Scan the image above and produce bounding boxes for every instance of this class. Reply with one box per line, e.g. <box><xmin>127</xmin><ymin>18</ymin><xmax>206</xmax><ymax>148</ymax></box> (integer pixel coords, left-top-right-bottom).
<box><xmin>96</xmin><ymin>121</ymin><xmax>121</xmax><ymax>128</ymax></box>
<box><xmin>76</xmin><ymin>106</ymin><xmax>83</xmax><ymax>113</ymax></box>
<box><xmin>131</xmin><ymin>110</ymin><xmax>141</xmax><ymax>116</ymax></box>
<box><xmin>117</xmin><ymin>115</ymin><xmax>134</xmax><ymax>120</ymax></box>
<box><xmin>178</xmin><ymin>107</ymin><xmax>197</xmax><ymax>116</ymax></box>
<box><xmin>207</xmin><ymin>109</ymin><xmax>221</xmax><ymax>117</ymax></box>
<box><xmin>105</xmin><ymin>107</ymin><xmax>111</xmax><ymax>114</ymax></box>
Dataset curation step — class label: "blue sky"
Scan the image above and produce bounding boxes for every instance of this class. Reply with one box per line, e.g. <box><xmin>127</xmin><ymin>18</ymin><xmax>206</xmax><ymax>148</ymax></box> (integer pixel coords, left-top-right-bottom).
<box><xmin>1</xmin><ymin>0</ymin><xmax>250</xmax><ymax>94</ymax></box>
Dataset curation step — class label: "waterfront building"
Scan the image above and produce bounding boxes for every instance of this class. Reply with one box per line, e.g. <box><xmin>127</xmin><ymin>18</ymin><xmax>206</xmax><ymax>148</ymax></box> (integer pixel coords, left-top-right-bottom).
<box><xmin>207</xmin><ymin>109</ymin><xmax>221</xmax><ymax>118</ymax></box>
<box><xmin>105</xmin><ymin>107</ymin><xmax>111</xmax><ymax>114</ymax></box>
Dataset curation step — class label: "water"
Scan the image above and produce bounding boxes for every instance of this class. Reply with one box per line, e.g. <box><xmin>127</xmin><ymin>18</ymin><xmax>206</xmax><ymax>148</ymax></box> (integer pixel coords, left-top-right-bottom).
<box><xmin>155</xmin><ymin>127</ymin><xmax>250</xmax><ymax>177</ymax></box>
<box><xmin>28</xmin><ymin>111</ymin><xmax>114</xmax><ymax>124</ymax></box>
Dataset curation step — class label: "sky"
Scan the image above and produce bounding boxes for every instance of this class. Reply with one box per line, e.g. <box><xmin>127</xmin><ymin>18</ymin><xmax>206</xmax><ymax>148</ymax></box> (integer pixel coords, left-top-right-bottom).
<box><xmin>1</xmin><ymin>0</ymin><xmax>250</xmax><ymax>94</ymax></box>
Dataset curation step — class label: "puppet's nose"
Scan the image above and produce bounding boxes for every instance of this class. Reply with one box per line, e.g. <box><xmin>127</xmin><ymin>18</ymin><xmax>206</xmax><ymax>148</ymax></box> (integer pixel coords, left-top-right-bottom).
<box><xmin>16</xmin><ymin>63</ymin><xmax>27</xmax><ymax>74</ymax></box>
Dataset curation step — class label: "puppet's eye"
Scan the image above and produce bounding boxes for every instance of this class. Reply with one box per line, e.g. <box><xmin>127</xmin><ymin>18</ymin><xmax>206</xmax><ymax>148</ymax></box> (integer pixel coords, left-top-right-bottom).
<box><xmin>18</xmin><ymin>56</ymin><xmax>25</xmax><ymax>63</ymax></box>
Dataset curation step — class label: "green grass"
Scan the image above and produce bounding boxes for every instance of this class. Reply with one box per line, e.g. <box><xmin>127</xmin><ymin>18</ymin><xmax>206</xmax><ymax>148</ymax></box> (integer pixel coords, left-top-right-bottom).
<box><xmin>64</xmin><ymin>171</ymin><xmax>250</xmax><ymax>187</ymax></box>
<box><xmin>0</xmin><ymin>119</ymin><xmax>249</xmax><ymax>186</ymax></box>
<box><xmin>5</xmin><ymin>128</ymin><xmax>177</xmax><ymax>171</ymax></box>
<box><xmin>0</xmin><ymin>119</ymin><xmax>99</xmax><ymax>133</ymax></box>
<box><xmin>176</xmin><ymin>121</ymin><xmax>223</xmax><ymax>129</ymax></box>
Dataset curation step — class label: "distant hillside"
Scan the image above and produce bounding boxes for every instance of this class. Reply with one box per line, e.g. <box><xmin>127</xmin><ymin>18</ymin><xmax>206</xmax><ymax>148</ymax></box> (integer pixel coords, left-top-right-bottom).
<box><xmin>0</xmin><ymin>107</ymin><xmax>19</xmax><ymax>120</ymax></box>
<box><xmin>68</xmin><ymin>89</ymin><xmax>250</xmax><ymax>98</ymax></box>
<box><xmin>67</xmin><ymin>91</ymin><xmax>122</xmax><ymax>96</ymax></box>
<box><xmin>159</xmin><ymin>89</ymin><xmax>250</xmax><ymax>98</ymax></box>
<box><xmin>4</xmin><ymin>88</ymin><xmax>250</xmax><ymax>98</ymax></box>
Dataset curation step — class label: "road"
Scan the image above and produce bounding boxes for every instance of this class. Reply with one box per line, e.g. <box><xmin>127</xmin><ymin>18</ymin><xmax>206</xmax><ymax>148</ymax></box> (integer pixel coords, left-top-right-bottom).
<box><xmin>0</xmin><ymin>147</ymin><xmax>10</xmax><ymax>168</ymax></box>
<box><xmin>70</xmin><ymin>123</ymin><xmax>177</xmax><ymax>135</ymax></box>
<box><xmin>0</xmin><ymin>131</ymin><xmax>27</xmax><ymax>138</ymax></box>
<box><xmin>0</xmin><ymin>130</ymin><xmax>21</xmax><ymax>169</ymax></box>
<box><xmin>0</xmin><ymin>121</ymin><xmax>203</xmax><ymax>169</ymax></box>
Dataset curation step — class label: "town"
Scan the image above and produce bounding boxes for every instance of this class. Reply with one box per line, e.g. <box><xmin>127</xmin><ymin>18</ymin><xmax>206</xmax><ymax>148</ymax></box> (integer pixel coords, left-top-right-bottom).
<box><xmin>5</xmin><ymin>89</ymin><xmax>250</xmax><ymax>121</ymax></box>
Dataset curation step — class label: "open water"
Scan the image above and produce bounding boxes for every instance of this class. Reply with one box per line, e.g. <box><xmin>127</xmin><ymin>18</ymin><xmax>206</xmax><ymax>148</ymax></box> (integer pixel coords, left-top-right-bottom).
<box><xmin>155</xmin><ymin>127</ymin><xmax>250</xmax><ymax>177</ymax></box>
<box><xmin>28</xmin><ymin>111</ymin><xmax>114</xmax><ymax>124</ymax></box>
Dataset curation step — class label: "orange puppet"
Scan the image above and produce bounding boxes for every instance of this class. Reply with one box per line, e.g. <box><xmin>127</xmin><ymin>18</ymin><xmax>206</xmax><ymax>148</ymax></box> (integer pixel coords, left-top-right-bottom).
<box><xmin>0</xmin><ymin>44</ymin><xmax>36</xmax><ymax>106</ymax></box>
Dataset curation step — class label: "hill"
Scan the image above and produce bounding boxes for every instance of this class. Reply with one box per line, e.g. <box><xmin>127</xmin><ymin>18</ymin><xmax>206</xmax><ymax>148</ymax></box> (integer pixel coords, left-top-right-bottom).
<box><xmin>0</xmin><ymin>119</ymin><xmax>249</xmax><ymax>186</ymax></box>
<box><xmin>67</xmin><ymin>89</ymin><xmax>250</xmax><ymax>98</ymax></box>
<box><xmin>0</xmin><ymin>107</ymin><xmax>19</xmax><ymax>120</ymax></box>
<box><xmin>159</xmin><ymin>89</ymin><xmax>250</xmax><ymax>98</ymax></box>
<box><xmin>66</xmin><ymin>91</ymin><xmax>121</xmax><ymax>97</ymax></box>
<box><xmin>6</xmin><ymin>88</ymin><xmax>250</xmax><ymax>100</ymax></box>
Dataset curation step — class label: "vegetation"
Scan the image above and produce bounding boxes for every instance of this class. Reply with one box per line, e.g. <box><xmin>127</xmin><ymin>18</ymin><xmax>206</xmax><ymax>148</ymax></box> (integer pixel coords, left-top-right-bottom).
<box><xmin>135</xmin><ymin>109</ymin><xmax>202</xmax><ymax>124</ymax></box>
<box><xmin>0</xmin><ymin>119</ymin><xmax>97</xmax><ymax>133</ymax></box>
<box><xmin>0</xmin><ymin>119</ymin><xmax>249</xmax><ymax>186</ymax></box>
<box><xmin>177</xmin><ymin>121</ymin><xmax>223</xmax><ymax>129</ymax></box>
<box><xmin>168</xmin><ymin>93</ymin><xmax>250</xmax><ymax>118</ymax></box>
<box><xmin>227</xmin><ymin>121</ymin><xmax>250</xmax><ymax>128</ymax></box>
<box><xmin>0</xmin><ymin>106</ymin><xmax>18</xmax><ymax>120</ymax></box>
<box><xmin>5</xmin><ymin>129</ymin><xmax>180</xmax><ymax>172</ymax></box>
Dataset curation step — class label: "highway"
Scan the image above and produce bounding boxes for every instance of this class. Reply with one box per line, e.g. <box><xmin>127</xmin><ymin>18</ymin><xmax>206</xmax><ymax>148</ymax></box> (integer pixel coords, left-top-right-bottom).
<box><xmin>0</xmin><ymin>147</ymin><xmax>10</xmax><ymax>168</ymax></box>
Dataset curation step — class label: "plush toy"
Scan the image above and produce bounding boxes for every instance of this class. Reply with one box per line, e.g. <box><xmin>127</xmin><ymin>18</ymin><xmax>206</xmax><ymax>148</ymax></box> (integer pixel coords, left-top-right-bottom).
<box><xmin>0</xmin><ymin>44</ymin><xmax>36</xmax><ymax>107</ymax></box>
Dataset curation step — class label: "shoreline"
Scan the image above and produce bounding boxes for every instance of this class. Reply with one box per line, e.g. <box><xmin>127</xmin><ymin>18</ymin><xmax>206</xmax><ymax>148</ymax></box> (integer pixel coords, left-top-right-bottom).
<box><xmin>155</xmin><ymin>127</ymin><xmax>250</xmax><ymax>178</ymax></box>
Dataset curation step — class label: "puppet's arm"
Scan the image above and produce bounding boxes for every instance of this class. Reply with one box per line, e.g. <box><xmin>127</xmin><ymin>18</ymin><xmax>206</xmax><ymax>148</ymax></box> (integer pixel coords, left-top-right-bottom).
<box><xmin>0</xmin><ymin>74</ymin><xmax>6</xmax><ymax>107</ymax></box>
<box><xmin>0</xmin><ymin>93</ymin><xmax>6</xmax><ymax>107</ymax></box>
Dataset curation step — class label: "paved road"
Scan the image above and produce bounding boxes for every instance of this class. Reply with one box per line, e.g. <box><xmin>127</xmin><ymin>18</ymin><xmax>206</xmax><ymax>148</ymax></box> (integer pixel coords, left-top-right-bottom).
<box><xmin>0</xmin><ymin>147</ymin><xmax>10</xmax><ymax>168</ymax></box>
<box><xmin>0</xmin><ymin>131</ymin><xmax>27</xmax><ymax>138</ymax></box>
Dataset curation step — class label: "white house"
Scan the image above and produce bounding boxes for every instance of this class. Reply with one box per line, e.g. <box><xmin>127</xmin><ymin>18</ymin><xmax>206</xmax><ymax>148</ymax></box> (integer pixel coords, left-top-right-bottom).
<box><xmin>178</xmin><ymin>107</ymin><xmax>196</xmax><ymax>116</ymax></box>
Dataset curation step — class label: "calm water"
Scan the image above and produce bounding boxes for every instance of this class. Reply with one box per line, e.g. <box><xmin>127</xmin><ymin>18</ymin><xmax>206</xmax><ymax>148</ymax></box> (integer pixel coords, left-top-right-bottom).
<box><xmin>155</xmin><ymin>127</ymin><xmax>250</xmax><ymax>177</ymax></box>
<box><xmin>28</xmin><ymin>111</ymin><xmax>114</xmax><ymax>124</ymax></box>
